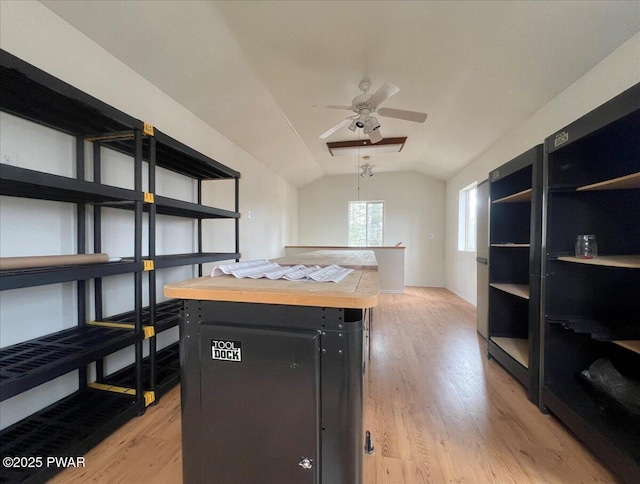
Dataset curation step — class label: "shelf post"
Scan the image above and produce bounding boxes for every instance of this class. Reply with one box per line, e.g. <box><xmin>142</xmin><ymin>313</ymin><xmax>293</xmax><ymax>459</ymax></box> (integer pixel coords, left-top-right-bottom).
<box><xmin>93</xmin><ymin>140</ymin><xmax>105</xmax><ymax>381</ymax></box>
<box><xmin>198</xmin><ymin>179</ymin><xmax>203</xmax><ymax>277</ymax></box>
<box><xmin>76</xmin><ymin>134</ymin><xmax>88</xmax><ymax>390</ymax></box>
<box><xmin>148</xmin><ymin>134</ymin><xmax>157</xmax><ymax>398</ymax></box>
<box><xmin>134</xmin><ymin>128</ymin><xmax>144</xmax><ymax>410</ymax></box>
<box><xmin>235</xmin><ymin>176</ymin><xmax>240</xmax><ymax>262</ymax></box>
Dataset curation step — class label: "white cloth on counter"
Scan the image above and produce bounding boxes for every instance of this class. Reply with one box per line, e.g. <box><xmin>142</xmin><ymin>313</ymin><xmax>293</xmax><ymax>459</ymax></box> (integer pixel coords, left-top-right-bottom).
<box><xmin>211</xmin><ymin>259</ymin><xmax>353</xmax><ymax>283</ymax></box>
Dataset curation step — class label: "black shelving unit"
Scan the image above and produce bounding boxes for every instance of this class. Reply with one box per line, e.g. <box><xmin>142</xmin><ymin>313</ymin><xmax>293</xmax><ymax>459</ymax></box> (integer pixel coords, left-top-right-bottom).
<box><xmin>129</xmin><ymin>126</ymin><xmax>240</xmax><ymax>402</ymax></box>
<box><xmin>0</xmin><ymin>326</ymin><xmax>142</xmax><ymax>402</ymax></box>
<box><xmin>0</xmin><ymin>49</ymin><xmax>240</xmax><ymax>482</ymax></box>
<box><xmin>541</xmin><ymin>82</ymin><xmax>640</xmax><ymax>483</ymax></box>
<box><xmin>487</xmin><ymin>145</ymin><xmax>542</xmax><ymax>404</ymax></box>
<box><xmin>0</xmin><ymin>48</ymin><xmax>147</xmax><ymax>483</ymax></box>
<box><xmin>0</xmin><ymin>388</ymin><xmax>139</xmax><ymax>483</ymax></box>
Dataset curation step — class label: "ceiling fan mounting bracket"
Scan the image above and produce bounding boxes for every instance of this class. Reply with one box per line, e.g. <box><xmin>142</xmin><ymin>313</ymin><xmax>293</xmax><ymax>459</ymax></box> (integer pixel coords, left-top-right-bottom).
<box><xmin>359</xmin><ymin>81</ymin><xmax>371</xmax><ymax>93</ymax></box>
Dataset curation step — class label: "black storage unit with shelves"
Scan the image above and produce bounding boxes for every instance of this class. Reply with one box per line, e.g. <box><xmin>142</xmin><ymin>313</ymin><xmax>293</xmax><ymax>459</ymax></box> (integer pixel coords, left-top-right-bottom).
<box><xmin>541</xmin><ymin>82</ymin><xmax>640</xmax><ymax>483</ymax></box>
<box><xmin>0</xmin><ymin>48</ymin><xmax>147</xmax><ymax>483</ymax></box>
<box><xmin>98</xmin><ymin>127</ymin><xmax>241</xmax><ymax>401</ymax></box>
<box><xmin>0</xmin><ymin>49</ymin><xmax>240</xmax><ymax>482</ymax></box>
<box><xmin>487</xmin><ymin>145</ymin><xmax>543</xmax><ymax>404</ymax></box>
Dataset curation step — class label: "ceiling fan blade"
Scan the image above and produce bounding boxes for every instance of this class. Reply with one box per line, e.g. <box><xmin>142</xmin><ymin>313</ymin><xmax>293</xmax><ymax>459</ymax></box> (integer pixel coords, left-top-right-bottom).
<box><xmin>313</xmin><ymin>104</ymin><xmax>353</xmax><ymax>111</ymax></box>
<box><xmin>377</xmin><ymin>107</ymin><xmax>427</xmax><ymax>123</ymax></box>
<box><xmin>368</xmin><ymin>83</ymin><xmax>400</xmax><ymax>107</ymax></box>
<box><xmin>319</xmin><ymin>117</ymin><xmax>352</xmax><ymax>139</ymax></box>
<box><xmin>369</xmin><ymin>127</ymin><xmax>383</xmax><ymax>144</ymax></box>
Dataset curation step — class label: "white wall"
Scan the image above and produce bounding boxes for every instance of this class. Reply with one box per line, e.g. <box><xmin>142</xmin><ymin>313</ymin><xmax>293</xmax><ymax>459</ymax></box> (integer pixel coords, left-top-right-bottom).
<box><xmin>298</xmin><ymin>171</ymin><xmax>445</xmax><ymax>287</ymax></box>
<box><xmin>0</xmin><ymin>0</ymin><xmax>297</xmax><ymax>429</ymax></box>
<box><xmin>445</xmin><ymin>32</ymin><xmax>640</xmax><ymax>304</ymax></box>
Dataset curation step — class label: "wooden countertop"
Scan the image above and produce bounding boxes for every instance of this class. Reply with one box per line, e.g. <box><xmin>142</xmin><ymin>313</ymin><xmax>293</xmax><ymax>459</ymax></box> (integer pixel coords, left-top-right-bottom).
<box><xmin>286</xmin><ymin>245</ymin><xmax>405</xmax><ymax>250</ymax></box>
<box><xmin>273</xmin><ymin>249</ymin><xmax>378</xmax><ymax>269</ymax></box>
<box><xmin>164</xmin><ymin>270</ymin><xmax>379</xmax><ymax>309</ymax></box>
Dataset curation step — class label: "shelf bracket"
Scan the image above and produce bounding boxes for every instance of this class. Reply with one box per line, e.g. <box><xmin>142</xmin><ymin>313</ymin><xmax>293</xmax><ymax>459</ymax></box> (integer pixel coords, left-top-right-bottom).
<box><xmin>143</xmin><ymin>260</ymin><xmax>155</xmax><ymax>271</ymax></box>
<box><xmin>88</xmin><ymin>321</ymin><xmax>156</xmax><ymax>339</ymax></box>
<box><xmin>85</xmin><ymin>131</ymin><xmax>135</xmax><ymax>142</ymax></box>
<box><xmin>89</xmin><ymin>383</ymin><xmax>156</xmax><ymax>407</ymax></box>
<box><xmin>144</xmin><ymin>391</ymin><xmax>156</xmax><ymax>406</ymax></box>
<box><xmin>143</xmin><ymin>122</ymin><xmax>155</xmax><ymax>136</ymax></box>
<box><xmin>88</xmin><ymin>382</ymin><xmax>136</xmax><ymax>395</ymax></box>
<box><xmin>144</xmin><ymin>192</ymin><xmax>155</xmax><ymax>203</ymax></box>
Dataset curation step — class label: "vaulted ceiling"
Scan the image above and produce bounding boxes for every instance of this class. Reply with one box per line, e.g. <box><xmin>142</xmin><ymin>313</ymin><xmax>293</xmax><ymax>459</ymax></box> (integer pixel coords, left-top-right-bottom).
<box><xmin>42</xmin><ymin>1</ymin><xmax>640</xmax><ymax>187</ymax></box>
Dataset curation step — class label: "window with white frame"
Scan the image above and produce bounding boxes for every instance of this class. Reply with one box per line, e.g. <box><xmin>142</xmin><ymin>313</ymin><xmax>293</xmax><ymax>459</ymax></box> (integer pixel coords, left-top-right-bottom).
<box><xmin>348</xmin><ymin>201</ymin><xmax>384</xmax><ymax>246</ymax></box>
<box><xmin>458</xmin><ymin>182</ymin><xmax>477</xmax><ymax>251</ymax></box>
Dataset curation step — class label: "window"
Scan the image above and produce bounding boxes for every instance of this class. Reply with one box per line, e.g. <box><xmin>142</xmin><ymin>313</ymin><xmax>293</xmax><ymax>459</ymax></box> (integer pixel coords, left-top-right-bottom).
<box><xmin>348</xmin><ymin>201</ymin><xmax>384</xmax><ymax>246</ymax></box>
<box><xmin>458</xmin><ymin>182</ymin><xmax>477</xmax><ymax>251</ymax></box>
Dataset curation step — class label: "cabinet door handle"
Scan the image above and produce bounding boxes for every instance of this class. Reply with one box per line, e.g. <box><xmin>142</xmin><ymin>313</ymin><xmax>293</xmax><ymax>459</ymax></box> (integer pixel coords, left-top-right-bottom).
<box><xmin>364</xmin><ymin>430</ymin><xmax>375</xmax><ymax>454</ymax></box>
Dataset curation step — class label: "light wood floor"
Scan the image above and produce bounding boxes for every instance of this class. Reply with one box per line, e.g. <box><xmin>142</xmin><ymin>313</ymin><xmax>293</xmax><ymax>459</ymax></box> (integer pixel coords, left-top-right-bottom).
<box><xmin>52</xmin><ymin>287</ymin><xmax>616</xmax><ymax>483</ymax></box>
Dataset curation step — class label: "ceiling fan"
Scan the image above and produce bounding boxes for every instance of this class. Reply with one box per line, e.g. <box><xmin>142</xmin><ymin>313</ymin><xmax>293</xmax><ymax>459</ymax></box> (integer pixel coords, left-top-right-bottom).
<box><xmin>315</xmin><ymin>81</ymin><xmax>427</xmax><ymax>144</ymax></box>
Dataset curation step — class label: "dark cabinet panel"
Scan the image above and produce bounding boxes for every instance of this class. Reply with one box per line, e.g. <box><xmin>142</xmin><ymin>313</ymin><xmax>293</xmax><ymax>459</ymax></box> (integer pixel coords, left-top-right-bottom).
<box><xmin>542</xmin><ymin>82</ymin><xmax>640</xmax><ymax>483</ymax></box>
<box><xmin>181</xmin><ymin>301</ymin><xmax>365</xmax><ymax>484</ymax></box>
<box><xmin>198</xmin><ymin>325</ymin><xmax>319</xmax><ymax>484</ymax></box>
<box><xmin>487</xmin><ymin>145</ymin><xmax>542</xmax><ymax>404</ymax></box>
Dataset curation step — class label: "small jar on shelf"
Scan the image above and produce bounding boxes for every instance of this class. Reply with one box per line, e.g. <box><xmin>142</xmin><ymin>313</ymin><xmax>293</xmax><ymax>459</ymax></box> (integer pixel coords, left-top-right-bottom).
<box><xmin>575</xmin><ymin>234</ymin><xmax>597</xmax><ymax>259</ymax></box>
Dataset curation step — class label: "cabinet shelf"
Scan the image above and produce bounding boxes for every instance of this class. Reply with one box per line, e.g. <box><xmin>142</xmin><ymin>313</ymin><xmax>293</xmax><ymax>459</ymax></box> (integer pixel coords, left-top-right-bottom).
<box><xmin>0</xmin><ymin>164</ymin><xmax>141</xmax><ymax>205</ymax></box>
<box><xmin>491</xmin><ymin>243</ymin><xmax>530</xmax><ymax>248</ymax></box>
<box><xmin>557</xmin><ymin>255</ymin><xmax>640</xmax><ymax>269</ymax></box>
<box><xmin>547</xmin><ymin>316</ymin><xmax>640</xmax><ymax>340</ymax></box>
<box><xmin>576</xmin><ymin>172</ymin><xmax>640</xmax><ymax>192</ymax></box>
<box><xmin>100</xmin><ymin>195</ymin><xmax>241</xmax><ymax>219</ymax></box>
<box><xmin>156</xmin><ymin>252</ymin><xmax>240</xmax><ymax>270</ymax></box>
<box><xmin>102</xmin><ymin>299</ymin><xmax>182</xmax><ymax>333</ymax></box>
<box><xmin>490</xmin><ymin>283</ymin><xmax>530</xmax><ymax>299</ymax></box>
<box><xmin>543</xmin><ymin>385</ymin><xmax>640</xmax><ymax>484</ymax></box>
<box><xmin>612</xmin><ymin>341</ymin><xmax>640</xmax><ymax>355</ymax></box>
<box><xmin>0</xmin><ymin>51</ymin><xmax>142</xmax><ymax>137</ymax></box>
<box><xmin>152</xmin><ymin>130</ymin><xmax>240</xmax><ymax>180</ymax></box>
<box><xmin>490</xmin><ymin>337</ymin><xmax>529</xmax><ymax>368</ymax></box>
<box><xmin>0</xmin><ymin>326</ymin><xmax>142</xmax><ymax>402</ymax></box>
<box><xmin>0</xmin><ymin>388</ymin><xmax>141</xmax><ymax>483</ymax></box>
<box><xmin>0</xmin><ymin>260</ymin><xmax>142</xmax><ymax>291</ymax></box>
<box><xmin>154</xmin><ymin>195</ymin><xmax>240</xmax><ymax>219</ymax></box>
<box><xmin>492</xmin><ymin>188</ymin><xmax>532</xmax><ymax>204</ymax></box>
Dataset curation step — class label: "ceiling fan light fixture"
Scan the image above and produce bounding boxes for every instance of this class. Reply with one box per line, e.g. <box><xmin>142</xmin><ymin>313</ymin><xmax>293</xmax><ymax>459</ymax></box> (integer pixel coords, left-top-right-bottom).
<box><xmin>368</xmin><ymin>127</ymin><xmax>383</xmax><ymax>144</ymax></box>
<box><xmin>355</xmin><ymin>114</ymin><xmax>368</xmax><ymax>129</ymax></box>
<box><xmin>360</xmin><ymin>164</ymin><xmax>374</xmax><ymax>178</ymax></box>
<box><xmin>363</xmin><ymin>116</ymin><xmax>380</xmax><ymax>135</ymax></box>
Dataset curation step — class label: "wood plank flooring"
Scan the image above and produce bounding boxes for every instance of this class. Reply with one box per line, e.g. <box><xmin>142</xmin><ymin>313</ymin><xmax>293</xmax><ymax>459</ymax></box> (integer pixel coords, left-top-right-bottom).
<box><xmin>52</xmin><ymin>287</ymin><xmax>616</xmax><ymax>483</ymax></box>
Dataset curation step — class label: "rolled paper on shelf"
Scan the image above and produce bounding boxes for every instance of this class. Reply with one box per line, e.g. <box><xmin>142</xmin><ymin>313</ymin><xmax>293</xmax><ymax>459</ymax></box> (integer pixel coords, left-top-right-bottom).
<box><xmin>0</xmin><ymin>253</ymin><xmax>110</xmax><ymax>270</ymax></box>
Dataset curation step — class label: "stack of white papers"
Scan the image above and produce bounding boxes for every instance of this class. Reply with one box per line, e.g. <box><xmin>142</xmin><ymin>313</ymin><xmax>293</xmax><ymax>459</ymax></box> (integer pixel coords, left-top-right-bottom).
<box><xmin>211</xmin><ymin>259</ymin><xmax>353</xmax><ymax>283</ymax></box>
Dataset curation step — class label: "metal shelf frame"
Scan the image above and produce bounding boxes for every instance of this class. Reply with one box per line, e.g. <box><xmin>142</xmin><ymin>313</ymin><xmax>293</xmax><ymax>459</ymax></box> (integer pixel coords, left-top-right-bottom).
<box><xmin>0</xmin><ymin>326</ymin><xmax>142</xmax><ymax>402</ymax></box>
<box><xmin>0</xmin><ymin>49</ymin><xmax>241</xmax><ymax>482</ymax></box>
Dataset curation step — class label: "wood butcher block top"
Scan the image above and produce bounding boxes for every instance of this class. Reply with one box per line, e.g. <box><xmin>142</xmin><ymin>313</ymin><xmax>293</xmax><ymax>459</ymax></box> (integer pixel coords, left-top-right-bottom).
<box><xmin>164</xmin><ymin>250</ymin><xmax>379</xmax><ymax>308</ymax></box>
<box><xmin>272</xmin><ymin>249</ymin><xmax>378</xmax><ymax>269</ymax></box>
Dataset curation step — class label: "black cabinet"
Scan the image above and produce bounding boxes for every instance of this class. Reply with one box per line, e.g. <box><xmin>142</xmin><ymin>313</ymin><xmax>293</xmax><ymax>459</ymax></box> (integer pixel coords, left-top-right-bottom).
<box><xmin>487</xmin><ymin>145</ymin><xmax>542</xmax><ymax>403</ymax></box>
<box><xmin>541</xmin><ymin>82</ymin><xmax>640</xmax><ymax>483</ymax></box>
<box><xmin>0</xmin><ymin>50</ymin><xmax>240</xmax><ymax>482</ymax></box>
<box><xmin>181</xmin><ymin>301</ymin><xmax>365</xmax><ymax>484</ymax></box>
